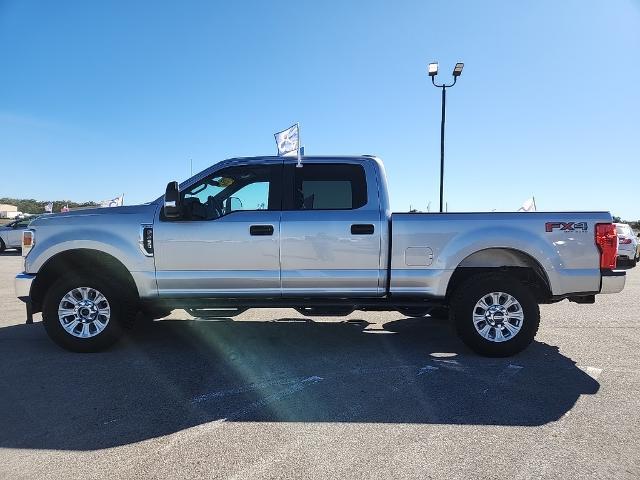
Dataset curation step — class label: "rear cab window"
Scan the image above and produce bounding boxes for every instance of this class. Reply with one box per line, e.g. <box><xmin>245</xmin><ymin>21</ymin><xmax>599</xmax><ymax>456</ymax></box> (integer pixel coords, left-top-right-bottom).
<box><xmin>284</xmin><ymin>163</ymin><xmax>367</xmax><ymax>210</ymax></box>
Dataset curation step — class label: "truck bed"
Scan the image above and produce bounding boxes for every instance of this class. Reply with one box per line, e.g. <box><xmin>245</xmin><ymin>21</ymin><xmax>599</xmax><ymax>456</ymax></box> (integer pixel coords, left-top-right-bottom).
<box><xmin>389</xmin><ymin>211</ymin><xmax>613</xmax><ymax>297</ymax></box>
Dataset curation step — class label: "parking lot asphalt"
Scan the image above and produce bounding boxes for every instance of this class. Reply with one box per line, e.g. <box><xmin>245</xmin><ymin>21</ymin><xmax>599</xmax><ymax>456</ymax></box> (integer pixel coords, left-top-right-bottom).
<box><xmin>0</xmin><ymin>251</ymin><xmax>639</xmax><ymax>479</ymax></box>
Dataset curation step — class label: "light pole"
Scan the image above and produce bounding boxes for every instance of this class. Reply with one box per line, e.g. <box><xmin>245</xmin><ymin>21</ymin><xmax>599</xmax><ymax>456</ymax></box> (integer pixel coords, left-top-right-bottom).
<box><xmin>428</xmin><ymin>61</ymin><xmax>464</xmax><ymax>213</ymax></box>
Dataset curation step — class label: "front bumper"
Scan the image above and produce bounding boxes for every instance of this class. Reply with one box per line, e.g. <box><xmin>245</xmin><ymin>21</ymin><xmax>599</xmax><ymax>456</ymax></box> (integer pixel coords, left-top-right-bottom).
<box><xmin>600</xmin><ymin>269</ymin><xmax>626</xmax><ymax>294</ymax></box>
<box><xmin>15</xmin><ymin>273</ymin><xmax>35</xmax><ymax>301</ymax></box>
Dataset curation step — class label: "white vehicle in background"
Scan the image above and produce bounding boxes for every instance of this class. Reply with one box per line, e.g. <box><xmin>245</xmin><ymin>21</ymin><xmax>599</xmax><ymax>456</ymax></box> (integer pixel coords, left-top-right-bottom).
<box><xmin>0</xmin><ymin>217</ymin><xmax>36</xmax><ymax>253</ymax></box>
<box><xmin>615</xmin><ymin>223</ymin><xmax>638</xmax><ymax>267</ymax></box>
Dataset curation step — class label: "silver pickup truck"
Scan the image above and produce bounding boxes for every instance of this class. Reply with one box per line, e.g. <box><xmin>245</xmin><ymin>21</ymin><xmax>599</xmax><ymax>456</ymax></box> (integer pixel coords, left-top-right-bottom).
<box><xmin>15</xmin><ymin>155</ymin><xmax>625</xmax><ymax>356</ymax></box>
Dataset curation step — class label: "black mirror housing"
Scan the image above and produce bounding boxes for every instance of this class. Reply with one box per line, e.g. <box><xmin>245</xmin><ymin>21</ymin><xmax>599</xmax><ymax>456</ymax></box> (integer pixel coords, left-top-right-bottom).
<box><xmin>164</xmin><ymin>181</ymin><xmax>181</xmax><ymax>219</ymax></box>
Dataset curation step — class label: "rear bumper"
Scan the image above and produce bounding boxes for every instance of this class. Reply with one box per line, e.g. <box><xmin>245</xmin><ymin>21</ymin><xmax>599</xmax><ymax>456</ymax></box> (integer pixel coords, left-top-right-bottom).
<box><xmin>617</xmin><ymin>251</ymin><xmax>635</xmax><ymax>260</ymax></box>
<box><xmin>15</xmin><ymin>273</ymin><xmax>35</xmax><ymax>301</ymax></box>
<box><xmin>600</xmin><ymin>269</ymin><xmax>626</xmax><ymax>294</ymax></box>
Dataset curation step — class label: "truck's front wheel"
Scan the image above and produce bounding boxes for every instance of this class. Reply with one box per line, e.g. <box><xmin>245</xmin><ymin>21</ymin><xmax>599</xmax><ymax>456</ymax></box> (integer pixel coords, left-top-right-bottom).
<box><xmin>450</xmin><ymin>273</ymin><xmax>540</xmax><ymax>357</ymax></box>
<box><xmin>42</xmin><ymin>275</ymin><xmax>131</xmax><ymax>352</ymax></box>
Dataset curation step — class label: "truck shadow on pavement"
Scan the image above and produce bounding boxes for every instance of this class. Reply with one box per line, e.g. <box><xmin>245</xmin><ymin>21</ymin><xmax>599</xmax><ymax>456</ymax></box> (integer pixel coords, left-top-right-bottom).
<box><xmin>0</xmin><ymin>316</ymin><xmax>599</xmax><ymax>451</ymax></box>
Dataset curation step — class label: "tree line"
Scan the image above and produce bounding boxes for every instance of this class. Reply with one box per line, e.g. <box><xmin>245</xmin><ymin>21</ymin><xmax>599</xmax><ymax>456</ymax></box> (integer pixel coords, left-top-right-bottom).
<box><xmin>0</xmin><ymin>198</ymin><xmax>100</xmax><ymax>214</ymax></box>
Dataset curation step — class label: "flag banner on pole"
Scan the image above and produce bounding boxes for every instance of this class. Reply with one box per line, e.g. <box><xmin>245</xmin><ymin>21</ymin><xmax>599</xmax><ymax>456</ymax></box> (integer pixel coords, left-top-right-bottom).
<box><xmin>101</xmin><ymin>195</ymin><xmax>124</xmax><ymax>208</ymax></box>
<box><xmin>517</xmin><ymin>197</ymin><xmax>536</xmax><ymax>212</ymax></box>
<box><xmin>44</xmin><ymin>202</ymin><xmax>53</xmax><ymax>213</ymax></box>
<box><xmin>274</xmin><ymin>124</ymin><xmax>299</xmax><ymax>157</ymax></box>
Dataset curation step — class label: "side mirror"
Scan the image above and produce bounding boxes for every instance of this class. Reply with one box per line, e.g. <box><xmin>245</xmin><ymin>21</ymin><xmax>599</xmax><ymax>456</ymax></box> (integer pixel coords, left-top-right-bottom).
<box><xmin>224</xmin><ymin>196</ymin><xmax>243</xmax><ymax>214</ymax></box>
<box><xmin>164</xmin><ymin>181</ymin><xmax>181</xmax><ymax>219</ymax></box>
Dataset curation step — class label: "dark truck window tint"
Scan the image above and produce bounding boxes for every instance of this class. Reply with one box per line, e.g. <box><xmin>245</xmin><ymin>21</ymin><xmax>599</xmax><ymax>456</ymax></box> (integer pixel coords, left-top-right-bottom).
<box><xmin>289</xmin><ymin>164</ymin><xmax>367</xmax><ymax>210</ymax></box>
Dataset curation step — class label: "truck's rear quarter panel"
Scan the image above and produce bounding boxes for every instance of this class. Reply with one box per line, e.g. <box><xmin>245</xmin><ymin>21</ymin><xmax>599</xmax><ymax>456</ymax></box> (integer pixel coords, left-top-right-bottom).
<box><xmin>390</xmin><ymin>211</ymin><xmax>612</xmax><ymax>297</ymax></box>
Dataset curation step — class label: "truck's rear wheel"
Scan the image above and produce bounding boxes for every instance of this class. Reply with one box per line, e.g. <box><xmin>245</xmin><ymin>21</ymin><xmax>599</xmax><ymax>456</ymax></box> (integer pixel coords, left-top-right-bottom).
<box><xmin>450</xmin><ymin>272</ymin><xmax>539</xmax><ymax>357</ymax></box>
<box><xmin>42</xmin><ymin>275</ymin><xmax>131</xmax><ymax>352</ymax></box>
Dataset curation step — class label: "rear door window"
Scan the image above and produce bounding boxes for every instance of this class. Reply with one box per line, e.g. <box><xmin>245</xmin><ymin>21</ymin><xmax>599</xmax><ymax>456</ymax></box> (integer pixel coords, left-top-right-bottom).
<box><xmin>285</xmin><ymin>164</ymin><xmax>367</xmax><ymax>210</ymax></box>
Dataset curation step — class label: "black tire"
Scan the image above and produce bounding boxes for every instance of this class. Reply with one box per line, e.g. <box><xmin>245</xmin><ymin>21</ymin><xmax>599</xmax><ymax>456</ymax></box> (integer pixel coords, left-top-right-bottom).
<box><xmin>42</xmin><ymin>274</ymin><xmax>134</xmax><ymax>352</ymax></box>
<box><xmin>0</xmin><ymin>238</ymin><xmax>5</xmax><ymax>253</ymax></box>
<box><xmin>450</xmin><ymin>272</ymin><xmax>540</xmax><ymax>357</ymax></box>
<box><xmin>629</xmin><ymin>258</ymin><xmax>637</xmax><ymax>268</ymax></box>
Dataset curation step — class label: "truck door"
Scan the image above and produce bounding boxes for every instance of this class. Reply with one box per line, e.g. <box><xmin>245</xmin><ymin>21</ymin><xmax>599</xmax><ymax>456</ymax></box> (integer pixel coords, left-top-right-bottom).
<box><xmin>153</xmin><ymin>162</ymin><xmax>282</xmax><ymax>298</ymax></box>
<box><xmin>280</xmin><ymin>160</ymin><xmax>383</xmax><ymax>296</ymax></box>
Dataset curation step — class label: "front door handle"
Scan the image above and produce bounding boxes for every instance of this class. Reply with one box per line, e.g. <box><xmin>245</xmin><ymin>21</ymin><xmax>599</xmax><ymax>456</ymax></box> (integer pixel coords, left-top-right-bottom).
<box><xmin>250</xmin><ymin>224</ymin><xmax>274</xmax><ymax>236</ymax></box>
<box><xmin>351</xmin><ymin>224</ymin><xmax>375</xmax><ymax>235</ymax></box>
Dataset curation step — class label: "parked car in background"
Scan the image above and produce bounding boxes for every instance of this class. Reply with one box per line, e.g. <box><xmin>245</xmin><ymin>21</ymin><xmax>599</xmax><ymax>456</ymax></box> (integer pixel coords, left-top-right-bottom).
<box><xmin>0</xmin><ymin>217</ymin><xmax>37</xmax><ymax>252</ymax></box>
<box><xmin>614</xmin><ymin>223</ymin><xmax>638</xmax><ymax>267</ymax></box>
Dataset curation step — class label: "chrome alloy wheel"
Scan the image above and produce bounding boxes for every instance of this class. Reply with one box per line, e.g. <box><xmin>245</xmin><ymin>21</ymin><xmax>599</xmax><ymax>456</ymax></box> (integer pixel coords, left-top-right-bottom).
<box><xmin>472</xmin><ymin>291</ymin><xmax>524</xmax><ymax>343</ymax></box>
<box><xmin>57</xmin><ymin>287</ymin><xmax>111</xmax><ymax>338</ymax></box>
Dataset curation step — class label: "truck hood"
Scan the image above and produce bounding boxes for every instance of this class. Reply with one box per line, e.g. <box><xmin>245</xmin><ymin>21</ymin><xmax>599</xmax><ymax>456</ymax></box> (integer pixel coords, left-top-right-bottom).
<box><xmin>28</xmin><ymin>203</ymin><xmax>159</xmax><ymax>227</ymax></box>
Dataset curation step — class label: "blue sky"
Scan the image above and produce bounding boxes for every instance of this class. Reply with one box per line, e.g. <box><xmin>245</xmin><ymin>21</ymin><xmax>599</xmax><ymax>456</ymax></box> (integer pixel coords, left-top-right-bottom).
<box><xmin>1</xmin><ymin>0</ymin><xmax>639</xmax><ymax>219</ymax></box>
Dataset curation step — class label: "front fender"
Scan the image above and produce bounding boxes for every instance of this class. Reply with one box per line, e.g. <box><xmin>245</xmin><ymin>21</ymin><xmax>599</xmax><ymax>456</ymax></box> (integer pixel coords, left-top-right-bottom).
<box><xmin>26</xmin><ymin>231</ymin><xmax>158</xmax><ymax>300</ymax></box>
<box><xmin>27</xmin><ymin>234</ymin><xmax>153</xmax><ymax>274</ymax></box>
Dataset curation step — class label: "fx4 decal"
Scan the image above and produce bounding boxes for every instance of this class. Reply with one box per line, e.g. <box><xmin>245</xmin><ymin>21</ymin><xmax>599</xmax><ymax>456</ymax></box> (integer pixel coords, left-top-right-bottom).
<box><xmin>545</xmin><ymin>222</ymin><xmax>588</xmax><ymax>233</ymax></box>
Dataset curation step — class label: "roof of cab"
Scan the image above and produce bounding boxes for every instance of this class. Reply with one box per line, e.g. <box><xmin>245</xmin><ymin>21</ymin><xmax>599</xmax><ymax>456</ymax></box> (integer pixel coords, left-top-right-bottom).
<box><xmin>179</xmin><ymin>155</ymin><xmax>383</xmax><ymax>190</ymax></box>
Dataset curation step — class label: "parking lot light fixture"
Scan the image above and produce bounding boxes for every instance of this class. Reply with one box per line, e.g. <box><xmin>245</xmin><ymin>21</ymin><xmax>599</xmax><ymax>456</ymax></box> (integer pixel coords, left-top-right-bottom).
<box><xmin>428</xmin><ymin>60</ymin><xmax>464</xmax><ymax>212</ymax></box>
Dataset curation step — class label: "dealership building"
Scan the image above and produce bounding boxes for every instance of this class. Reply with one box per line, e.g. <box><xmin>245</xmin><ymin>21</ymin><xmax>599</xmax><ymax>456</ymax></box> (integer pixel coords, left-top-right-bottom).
<box><xmin>0</xmin><ymin>204</ymin><xmax>20</xmax><ymax>219</ymax></box>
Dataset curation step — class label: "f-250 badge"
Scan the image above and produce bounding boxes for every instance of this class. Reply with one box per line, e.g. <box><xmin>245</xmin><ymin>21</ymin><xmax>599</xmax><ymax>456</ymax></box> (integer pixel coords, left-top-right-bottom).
<box><xmin>545</xmin><ymin>222</ymin><xmax>588</xmax><ymax>232</ymax></box>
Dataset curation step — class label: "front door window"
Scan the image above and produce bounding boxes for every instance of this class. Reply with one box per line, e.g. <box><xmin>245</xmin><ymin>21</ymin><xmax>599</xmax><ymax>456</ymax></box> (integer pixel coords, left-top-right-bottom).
<box><xmin>181</xmin><ymin>164</ymin><xmax>279</xmax><ymax>221</ymax></box>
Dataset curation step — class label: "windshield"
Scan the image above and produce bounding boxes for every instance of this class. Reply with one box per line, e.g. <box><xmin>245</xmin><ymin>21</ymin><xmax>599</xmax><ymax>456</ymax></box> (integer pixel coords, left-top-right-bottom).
<box><xmin>8</xmin><ymin>218</ymin><xmax>31</xmax><ymax>228</ymax></box>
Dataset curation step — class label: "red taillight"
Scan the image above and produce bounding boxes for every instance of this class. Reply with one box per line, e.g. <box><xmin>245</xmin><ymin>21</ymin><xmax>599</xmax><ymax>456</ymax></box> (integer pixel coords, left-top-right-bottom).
<box><xmin>596</xmin><ymin>223</ymin><xmax>618</xmax><ymax>269</ymax></box>
<box><xmin>619</xmin><ymin>238</ymin><xmax>632</xmax><ymax>244</ymax></box>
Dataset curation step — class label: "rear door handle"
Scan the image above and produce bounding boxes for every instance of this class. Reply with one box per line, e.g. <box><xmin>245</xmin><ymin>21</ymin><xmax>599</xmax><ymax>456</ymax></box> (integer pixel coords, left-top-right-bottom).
<box><xmin>351</xmin><ymin>224</ymin><xmax>375</xmax><ymax>235</ymax></box>
<box><xmin>250</xmin><ymin>224</ymin><xmax>274</xmax><ymax>236</ymax></box>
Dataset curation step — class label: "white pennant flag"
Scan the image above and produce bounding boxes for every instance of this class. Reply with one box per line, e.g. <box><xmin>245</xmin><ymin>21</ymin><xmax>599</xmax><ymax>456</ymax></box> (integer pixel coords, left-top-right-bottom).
<box><xmin>274</xmin><ymin>123</ymin><xmax>300</xmax><ymax>157</ymax></box>
<box><xmin>101</xmin><ymin>195</ymin><xmax>124</xmax><ymax>208</ymax></box>
<box><xmin>517</xmin><ymin>197</ymin><xmax>536</xmax><ymax>212</ymax></box>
